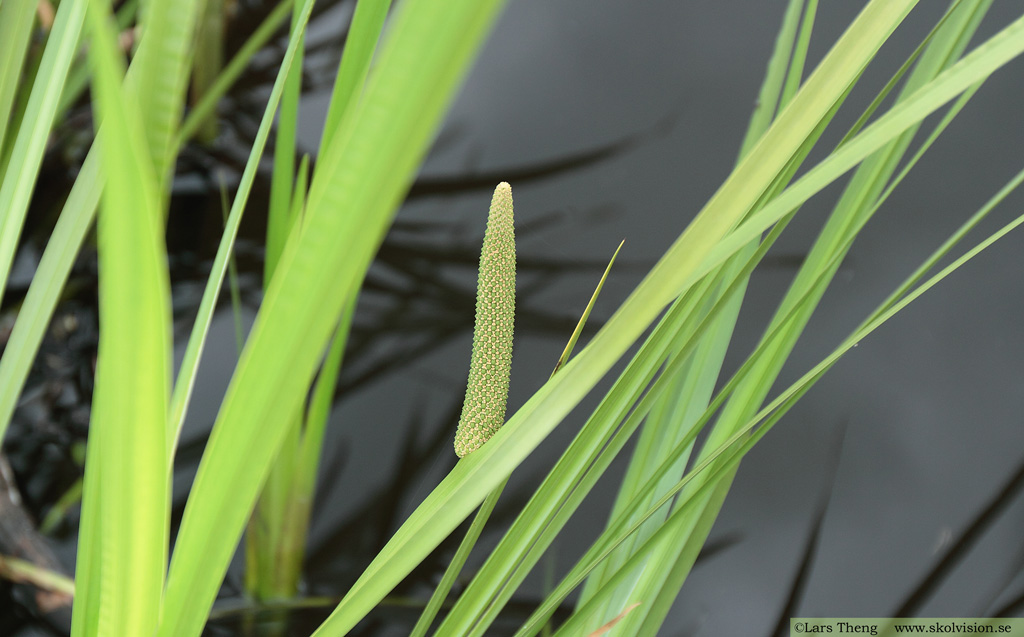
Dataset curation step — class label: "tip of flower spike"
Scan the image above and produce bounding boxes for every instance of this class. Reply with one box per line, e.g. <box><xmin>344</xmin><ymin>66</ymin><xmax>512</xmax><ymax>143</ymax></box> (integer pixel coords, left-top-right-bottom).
<box><xmin>486</xmin><ymin>183</ymin><xmax>514</xmax><ymax>238</ymax></box>
<box><xmin>491</xmin><ymin>183</ymin><xmax>513</xmax><ymax>217</ymax></box>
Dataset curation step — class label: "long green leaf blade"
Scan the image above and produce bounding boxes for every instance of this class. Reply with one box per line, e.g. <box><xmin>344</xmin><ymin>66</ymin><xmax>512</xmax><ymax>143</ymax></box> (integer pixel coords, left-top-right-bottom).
<box><xmin>319</xmin><ymin>0</ymin><xmax>392</xmax><ymax>151</ymax></box>
<box><xmin>71</xmin><ymin>2</ymin><xmax>172</xmax><ymax>633</ymax></box>
<box><xmin>132</xmin><ymin>0</ymin><xmax>204</xmax><ymax>184</ymax></box>
<box><xmin>0</xmin><ymin>0</ymin><xmax>86</xmax><ymax>306</ymax></box>
<box><xmin>0</xmin><ymin>0</ymin><xmax>37</xmax><ymax>155</ymax></box>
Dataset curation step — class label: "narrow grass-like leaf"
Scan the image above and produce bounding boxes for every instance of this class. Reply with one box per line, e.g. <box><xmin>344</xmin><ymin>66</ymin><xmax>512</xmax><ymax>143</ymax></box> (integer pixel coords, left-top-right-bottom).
<box><xmin>297</xmin><ymin>298</ymin><xmax>353</xmax><ymax>505</ymax></box>
<box><xmin>0</xmin><ymin>554</ymin><xmax>76</xmax><ymax>597</ymax></box>
<box><xmin>247</xmin><ymin>0</ymin><xmax>310</xmax><ymax>599</ymax></box>
<box><xmin>735</xmin><ymin>0</ymin><xmax>807</xmax><ymax>159</ymax></box>
<box><xmin>551</xmin><ymin>240</ymin><xmax>623</xmax><ymax>377</ymax></box>
<box><xmin>0</xmin><ymin>0</ymin><xmax>37</xmax><ymax>156</ymax></box>
<box><xmin>410</xmin><ymin>477</ymin><xmax>507</xmax><ymax>637</ymax></box>
<box><xmin>168</xmin><ymin>0</ymin><xmax>316</xmax><ymax>458</ymax></box>
<box><xmin>319</xmin><ymin>0</ymin><xmax>393</xmax><ymax>151</ymax></box>
<box><xmin>0</xmin><ymin>0</ymin><xmax>86</xmax><ymax>307</ymax></box>
<box><xmin>131</xmin><ymin>0</ymin><xmax>203</xmax><ymax>185</ymax></box>
<box><xmin>264</xmin><ymin>0</ymin><xmax>306</xmax><ymax>284</ymax></box>
<box><xmin>0</xmin><ymin>149</ymin><xmax>100</xmax><ymax>447</ymax></box>
<box><xmin>56</xmin><ymin>0</ymin><xmax>141</xmax><ymax>117</ymax></box>
<box><xmin>278</xmin><ymin>294</ymin><xmax>356</xmax><ymax>591</ymax></box>
<box><xmin>291</xmin><ymin>154</ymin><xmax>310</xmax><ymax>223</ymax></box>
<box><xmin>72</xmin><ymin>2</ymin><xmax>171</xmax><ymax>633</ymax></box>
<box><xmin>218</xmin><ymin>180</ymin><xmax>246</xmax><ymax>353</ymax></box>
<box><xmin>40</xmin><ymin>478</ymin><xmax>84</xmax><ymax>535</ymax></box>
<box><xmin>270</xmin><ymin>8</ymin><xmax>402</xmax><ymax>570</ymax></box>
<box><xmin>780</xmin><ymin>0</ymin><xmax>817</xmax><ymax>107</ymax></box>
<box><xmin>178</xmin><ymin>0</ymin><xmax>294</xmax><ymax>146</ymax></box>
<box><xmin>65</xmin><ymin>101</ymin><xmax>105</xmax><ymax>637</ymax></box>
<box><xmin>190</xmin><ymin>0</ymin><xmax>225</xmax><ymax>142</ymax></box>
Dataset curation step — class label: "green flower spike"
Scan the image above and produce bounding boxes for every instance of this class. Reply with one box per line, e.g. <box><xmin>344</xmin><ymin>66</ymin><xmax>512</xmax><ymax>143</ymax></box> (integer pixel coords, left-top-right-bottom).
<box><xmin>454</xmin><ymin>182</ymin><xmax>516</xmax><ymax>458</ymax></box>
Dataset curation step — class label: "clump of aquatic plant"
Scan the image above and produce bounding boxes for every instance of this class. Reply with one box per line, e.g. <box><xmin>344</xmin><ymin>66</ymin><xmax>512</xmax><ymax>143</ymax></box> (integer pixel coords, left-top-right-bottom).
<box><xmin>0</xmin><ymin>0</ymin><xmax>1022</xmax><ymax>635</ymax></box>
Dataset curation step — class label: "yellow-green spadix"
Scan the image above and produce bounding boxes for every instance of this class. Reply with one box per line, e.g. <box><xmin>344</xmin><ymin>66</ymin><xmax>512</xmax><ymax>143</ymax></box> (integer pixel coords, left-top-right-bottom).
<box><xmin>454</xmin><ymin>182</ymin><xmax>516</xmax><ymax>458</ymax></box>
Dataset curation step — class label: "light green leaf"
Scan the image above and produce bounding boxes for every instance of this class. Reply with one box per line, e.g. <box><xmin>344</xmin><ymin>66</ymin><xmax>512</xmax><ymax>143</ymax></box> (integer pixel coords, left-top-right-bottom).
<box><xmin>71</xmin><ymin>2</ymin><xmax>172</xmax><ymax>633</ymax></box>
<box><xmin>0</xmin><ymin>0</ymin><xmax>86</xmax><ymax>306</ymax></box>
